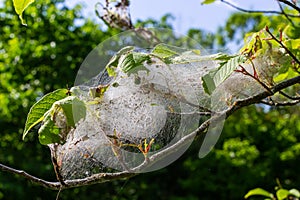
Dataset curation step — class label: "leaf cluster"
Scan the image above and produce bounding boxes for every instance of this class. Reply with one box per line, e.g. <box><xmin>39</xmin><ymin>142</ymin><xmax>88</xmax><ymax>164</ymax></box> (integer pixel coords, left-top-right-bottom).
<box><xmin>245</xmin><ymin>187</ymin><xmax>300</xmax><ymax>200</ymax></box>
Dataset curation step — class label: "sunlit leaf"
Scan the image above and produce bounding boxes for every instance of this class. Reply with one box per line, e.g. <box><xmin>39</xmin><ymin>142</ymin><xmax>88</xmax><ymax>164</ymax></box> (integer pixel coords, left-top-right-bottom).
<box><xmin>276</xmin><ymin>189</ymin><xmax>289</xmax><ymax>200</ymax></box>
<box><xmin>289</xmin><ymin>189</ymin><xmax>300</xmax><ymax>198</ymax></box>
<box><xmin>201</xmin><ymin>0</ymin><xmax>216</xmax><ymax>5</ymax></box>
<box><xmin>244</xmin><ymin>188</ymin><xmax>273</xmax><ymax>199</ymax></box>
<box><xmin>12</xmin><ymin>0</ymin><xmax>35</xmax><ymax>25</ymax></box>
<box><xmin>213</xmin><ymin>55</ymin><xmax>246</xmax><ymax>87</ymax></box>
<box><xmin>202</xmin><ymin>54</ymin><xmax>246</xmax><ymax>95</ymax></box>
<box><xmin>152</xmin><ymin>44</ymin><xmax>208</xmax><ymax>64</ymax></box>
<box><xmin>52</xmin><ymin>96</ymin><xmax>86</xmax><ymax>127</ymax></box>
<box><xmin>151</xmin><ymin>43</ymin><xmax>179</xmax><ymax>59</ymax></box>
<box><xmin>274</xmin><ymin>67</ymin><xmax>298</xmax><ymax>83</ymax></box>
<box><xmin>284</xmin><ymin>39</ymin><xmax>300</xmax><ymax>49</ymax></box>
<box><xmin>38</xmin><ymin>110</ymin><xmax>61</xmax><ymax>145</ymax></box>
<box><xmin>119</xmin><ymin>52</ymin><xmax>150</xmax><ymax>75</ymax></box>
<box><xmin>22</xmin><ymin>89</ymin><xmax>68</xmax><ymax>140</ymax></box>
<box><xmin>38</xmin><ymin>96</ymin><xmax>86</xmax><ymax>145</ymax></box>
<box><xmin>105</xmin><ymin>46</ymin><xmax>134</xmax><ymax>76</ymax></box>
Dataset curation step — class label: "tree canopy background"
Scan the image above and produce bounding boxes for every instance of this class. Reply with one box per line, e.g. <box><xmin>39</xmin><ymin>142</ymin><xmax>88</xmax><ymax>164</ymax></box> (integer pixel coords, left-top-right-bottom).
<box><xmin>0</xmin><ymin>0</ymin><xmax>299</xmax><ymax>199</ymax></box>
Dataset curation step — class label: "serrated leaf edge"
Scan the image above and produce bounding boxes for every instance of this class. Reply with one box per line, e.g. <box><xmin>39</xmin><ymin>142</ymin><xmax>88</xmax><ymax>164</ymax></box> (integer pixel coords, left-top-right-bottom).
<box><xmin>22</xmin><ymin>89</ymin><xmax>67</xmax><ymax>140</ymax></box>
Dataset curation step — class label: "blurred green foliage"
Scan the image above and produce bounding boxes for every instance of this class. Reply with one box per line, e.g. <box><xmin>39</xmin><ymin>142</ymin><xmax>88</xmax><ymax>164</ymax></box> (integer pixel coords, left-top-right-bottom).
<box><xmin>217</xmin><ymin>10</ymin><xmax>300</xmax><ymax>47</ymax></box>
<box><xmin>0</xmin><ymin>0</ymin><xmax>113</xmax><ymax>198</ymax></box>
<box><xmin>0</xmin><ymin>0</ymin><xmax>299</xmax><ymax>199</ymax></box>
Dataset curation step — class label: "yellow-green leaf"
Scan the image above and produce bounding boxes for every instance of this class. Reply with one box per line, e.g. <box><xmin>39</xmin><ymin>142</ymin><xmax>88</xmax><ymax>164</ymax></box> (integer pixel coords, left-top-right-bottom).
<box><xmin>213</xmin><ymin>55</ymin><xmax>246</xmax><ymax>87</ymax></box>
<box><xmin>276</xmin><ymin>189</ymin><xmax>289</xmax><ymax>200</ymax></box>
<box><xmin>12</xmin><ymin>0</ymin><xmax>35</xmax><ymax>25</ymax></box>
<box><xmin>201</xmin><ymin>0</ymin><xmax>216</xmax><ymax>5</ymax></box>
<box><xmin>119</xmin><ymin>52</ymin><xmax>151</xmax><ymax>75</ymax></box>
<box><xmin>51</xmin><ymin>96</ymin><xmax>86</xmax><ymax>127</ymax></box>
<box><xmin>244</xmin><ymin>188</ymin><xmax>273</xmax><ymax>199</ymax></box>
<box><xmin>274</xmin><ymin>67</ymin><xmax>298</xmax><ymax>83</ymax></box>
<box><xmin>23</xmin><ymin>89</ymin><xmax>68</xmax><ymax>140</ymax></box>
<box><xmin>151</xmin><ymin>43</ymin><xmax>178</xmax><ymax>59</ymax></box>
<box><xmin>38</xmin><ymin>96</ymin><xmax>86</xmax><ymax>145</ymax></box>
<box><xmin>38</xmin><ymin>111</ymin><xmax>61</xmax><ymax>145</ymax></box>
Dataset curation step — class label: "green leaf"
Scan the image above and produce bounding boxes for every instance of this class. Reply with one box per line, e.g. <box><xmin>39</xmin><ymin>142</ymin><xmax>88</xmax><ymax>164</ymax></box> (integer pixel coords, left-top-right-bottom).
<box><xmin>283</xmin><ymin>25</ymin><xmax>300</xmax><ymax>39</ymax></box>
<box><xmin>276</xmin><ymin>189</ymin><xmax>290</xmax><ymax>200</ymax></box>
<box><xmin>244</xmin><ymin>188</ymin><xmax>273</xmax><ymax>199</ymax></box>
<box><xmin>119</xmin><ymin>52</ymin><xmax>150</xmax><ymax>75</ymax></box>
<box><xmin>23</xmin><ymin>89</ymin><xmax>68</xmax><ymax>140</ymax></box>
<box><xmin>274</xmin><ymin>67</ymin><xmax>298</xmax><ymax>83</ymax></box>
<box><xmin>171</xmin><ymin>50</ymin><xmax>202</xmax><ymax>64</ymax></box>
<box><xmin>213</xmin><ymin>55</ymin><xmax>246</xmax><ymax>87</ymax></box>
<box><xmin>284</xmin><ymin>39</ymin><xmax>300</xmax><ymax>49</ymax></box>
<box><xmin>201</xmin><ymin>54</ymin><xmax>246</xmax><ymax>95</ymax></box>
<box><xmin>52</xmin><ymin>96</ymin><xmax>86</xmax><ymax>127</ymax></box>
<box><xmin>289</xmin><ymin>189</ymin><xmax>300</xmax><ymax>198</ymax></box>
<box><xmin>152</xmin><ymin>44</ymin><xmax>207</xmax><ymax>64</ymax></box>
<box><xmin>133</xmin><ymin>52</ymin><xmax>151</xmax><ymax>65</ymax></box>
<box><xmin>151</xmin><ymin>43</ymin><xmax>179</xmax><ymax>59</ymax></box>
<box><xmin>38</xmin><ymin>110</ymin><xmax>61</xmax><ymax>145</ymax></box>
<box><xmin>274</xmin><ymin>71</ymin><xmax>289</xmax><ymax>83</ymax></box>
<box><xmin>12</xmin><ymin>0</ymin><xmax>35</xmax><ymax>25</ymax></box>
<box><xmin>214</xmin><ymin>53</ymin><xmax>237</xmax><ymax>61</ymax></box>
<box><xmin>202</xmin><ymin>70</ymin><xmax>217</xmax><ymax>95</ymax></box>
<box><xmin>201</xmin><ymin>0</ymin><xmax>216</xmax><ymax>5</ymax></box>
<box><xmin>38</xmin><ymin>96</ymin><xmax>86</xmax><ymax>145</ymax></box>
<box><xmin>105</xmin><ymin>46</ymin><xmax>134</xmax><ymax>77</ymax></box>
<box><xmin>106</xmin><ymin>65</ymin><xmax>117</xmax><ymax>77</ymax></box>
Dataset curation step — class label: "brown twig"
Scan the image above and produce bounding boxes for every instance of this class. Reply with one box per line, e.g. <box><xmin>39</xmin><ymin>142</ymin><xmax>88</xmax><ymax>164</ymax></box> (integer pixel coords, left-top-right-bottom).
<box><xmin>236</xmin><ymin>64</ymin><xmax>273</xmax><ymax>95</ymax></box>
<box><xmin>277</xmin><ymin>0</ymin><xmax>296</xmax><ymax>26</ymax></box>
<box><xmin>0</xmin><ymin>162</ymin><xmax>136</xmax><ymax>190</ymax></box>
<box><xmin>225</xmin><ymin>75</ymin><xmax>300</xmax><ymax>116</ymax></box>
<box><xmin>265</xmin><ymin>26</ymin><xmax>300</xmax><ymax>66</ymax></box>
<box><xmin>0</xmin><ymin>163</ymin><xmax>61</xmax><ymax>190</ymax></box>
<box><xmin>279</xmin><ymin>90</ymin><xmax>300</xmax><ymax>100</ymax></box>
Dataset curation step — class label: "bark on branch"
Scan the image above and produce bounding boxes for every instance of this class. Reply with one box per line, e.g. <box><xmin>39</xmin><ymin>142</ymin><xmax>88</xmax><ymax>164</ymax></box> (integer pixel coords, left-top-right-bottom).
<box><xmin>1</xmin><ymin>75</ymin><xmax>299</xmax><ymax>190</ymax></box>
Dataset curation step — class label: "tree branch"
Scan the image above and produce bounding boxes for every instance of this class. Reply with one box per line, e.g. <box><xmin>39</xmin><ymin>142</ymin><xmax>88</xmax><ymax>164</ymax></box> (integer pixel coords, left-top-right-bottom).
<box><xmin>0</xmin><ymin>163</ymin><xmax>61</xmax><ymax>190</ymax></box>
<box><xmin>260</xmin><ymin>99</ymin><xmax>300</xmax><ymax>106</ymax></box>
<box><xmin>265</xmin><ymin>26</ymin><xmax>300</xmax><ymax>66</ymax></box>
<box><xmin>279</xmin><ymin>90</ymin><xmax>300</xmax><ymax>100</ymax></box>
<box><xmin>220</xmin><ymin>0</ymin><xmax>300</xmax><ymax>17</ymax></box>
<box><xmin>273</xmin><ymin>75</ymin><xmax>300</xmax><ymax>91</ymax></box>
<box><xmin>225</xmin><ymin>75</ymin><xmax>300</xmax><ymax>116</ymax></box>
<box><xmin>0</xmin><ymin>162</ymin><xmax>136</xmax><ymax>190</ymax></box>
<box><xmin>277</xmin><ymin>0</ymin><xmax>296</xmax><ymax>26</ymax></box>
<box><xmin>1</xmin><ymin>73</ymin><xmax>299</xmax><ymax>190</ymax></box>
<box><xmin>278</xmin><ymin>0</ymin><xmax>300</xmax><ymax>13</ymax></box>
